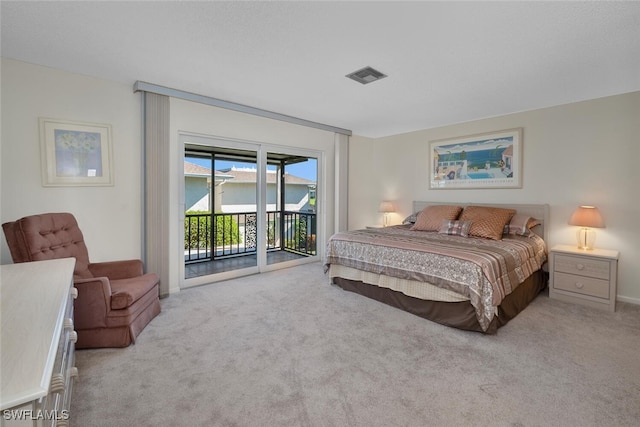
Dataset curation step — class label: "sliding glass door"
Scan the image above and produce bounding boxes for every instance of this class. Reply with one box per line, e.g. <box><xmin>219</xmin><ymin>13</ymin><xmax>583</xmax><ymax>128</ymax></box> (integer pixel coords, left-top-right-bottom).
<box><xmin>184</xmin><ymin>147</ymin><xmax>259</xmax><ymax>278</ymax></box>
<box><xmin>180</xmin><ymin>134</ymin><xmax>321</xmax><ymax>286</ymax></box>
<box><xmin>265</xmin><ymin>154</ymin><xmax>317</xmax><ymax>265</ymax></box>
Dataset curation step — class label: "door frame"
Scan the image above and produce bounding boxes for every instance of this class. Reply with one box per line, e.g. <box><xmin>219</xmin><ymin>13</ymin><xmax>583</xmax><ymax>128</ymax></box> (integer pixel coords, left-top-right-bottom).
<box><xmin>178</xmin><ymin>132</ymin><xmax>324</xmax><ymax>289</ymax></box>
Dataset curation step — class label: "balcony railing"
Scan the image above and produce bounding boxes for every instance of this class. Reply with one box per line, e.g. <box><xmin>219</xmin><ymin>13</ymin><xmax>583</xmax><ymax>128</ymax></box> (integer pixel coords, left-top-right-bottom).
<box><xmin>184</xmin><ymin>211</ymin><xmax>316</xmax><ymax>263</ymax></box>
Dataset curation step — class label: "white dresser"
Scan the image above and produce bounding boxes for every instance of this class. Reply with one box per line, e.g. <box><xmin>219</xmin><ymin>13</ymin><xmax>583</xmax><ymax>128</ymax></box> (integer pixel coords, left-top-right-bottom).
<box><xmin>1</xmin><ymin>258</ymin><xmax>78</xmax><ymax>427</ymax></box>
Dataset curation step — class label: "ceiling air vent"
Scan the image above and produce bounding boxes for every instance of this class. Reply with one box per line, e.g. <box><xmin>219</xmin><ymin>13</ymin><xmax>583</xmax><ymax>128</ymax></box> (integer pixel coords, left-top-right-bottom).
<box><xmin>346</xmin><ymin>66</ymin><xmax>387</xmax><ymax>85</ymax></box>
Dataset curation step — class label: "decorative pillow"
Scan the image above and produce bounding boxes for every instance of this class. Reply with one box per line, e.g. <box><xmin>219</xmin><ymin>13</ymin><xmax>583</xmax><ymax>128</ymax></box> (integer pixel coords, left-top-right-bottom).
<box><xmin>402</xmin><ymin>213</ymin><xmax>418</xmax><ymax>225</ymax></box>
<box><xmin>411</xmin><ymin>205</ymin><xmax>463</xmax><ymax>231</ymax></box>
<box><xmin>459</xmin><ymin>206</ymin><xmax>516</xmax><ymax>240</ymax></box>
<box><xmin>438</xmin><ymin>219</ymin><xmax>472</xmax><ymax>237</ymax></box>
<box><xmin>503</xmin><ymin>214</ymin><xmax>541</xmax><ymax>237</ymax></box>
<box><xmin>526</xmin><ymin>218</ymin><xmax>542</xmax><ymax>237</ymax></box>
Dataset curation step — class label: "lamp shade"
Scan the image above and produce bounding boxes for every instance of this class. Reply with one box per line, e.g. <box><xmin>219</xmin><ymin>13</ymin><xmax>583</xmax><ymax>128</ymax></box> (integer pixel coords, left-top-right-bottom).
<box><xmin>568</xmin><ymin>206</ymin><xmax>605</xmax><ymax>228</ymax></box>
<box><xmin>378</xmin><ymin>201</ymin><xmax>395</xmax><ymax>213</ymax></box>
<box><xmin>568</xmin><ymin>205</ymin><xmax>604</xmax><ymax>250</ymax></box>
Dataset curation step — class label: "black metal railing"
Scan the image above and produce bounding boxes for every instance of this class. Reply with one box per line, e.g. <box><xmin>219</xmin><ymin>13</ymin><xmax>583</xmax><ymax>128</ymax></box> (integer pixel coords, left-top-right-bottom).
<box><xmin>185</xmin><ymin>210</ymin><xmax>316</xmax><ymax>263</ymax></box>
<box><xmin>281</xmin><ymin>211</ymin><xmax>317</xmax><ymax>256</ymax></box>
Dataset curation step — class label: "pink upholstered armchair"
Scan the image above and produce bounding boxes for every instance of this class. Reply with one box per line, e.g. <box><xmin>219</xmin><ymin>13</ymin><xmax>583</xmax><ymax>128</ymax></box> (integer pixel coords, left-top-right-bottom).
<box><xmin>2</xmin><ymin>212</ymin><xmax>160</xmax><ymax>349</ymax></box>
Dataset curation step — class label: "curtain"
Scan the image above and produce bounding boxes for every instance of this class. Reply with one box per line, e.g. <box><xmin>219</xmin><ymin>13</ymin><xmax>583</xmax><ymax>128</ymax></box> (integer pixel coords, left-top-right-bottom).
<box><xmin>143</xmin><ymin>92</ymin><xmax>171</xmax><ymax>296</ymax></box>
<box><xmin>334</xmin><ymin>133</ymin><xmax>349</xmax><ymax>233</ymax></box>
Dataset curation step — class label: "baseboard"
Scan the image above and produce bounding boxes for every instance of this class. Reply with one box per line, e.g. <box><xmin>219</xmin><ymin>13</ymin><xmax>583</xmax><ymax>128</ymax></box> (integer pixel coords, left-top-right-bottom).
<box><xmin>617</xmin><ymin>295</ymin><xmax>640</xmax><ymax>305</ymax></box>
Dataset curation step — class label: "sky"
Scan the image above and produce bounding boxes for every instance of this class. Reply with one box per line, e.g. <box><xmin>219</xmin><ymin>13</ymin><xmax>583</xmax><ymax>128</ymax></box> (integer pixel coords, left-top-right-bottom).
<box><xmin>186</xmin><ymin>156</ymin><xmax>317</xmax><ymax>182</ymax></box>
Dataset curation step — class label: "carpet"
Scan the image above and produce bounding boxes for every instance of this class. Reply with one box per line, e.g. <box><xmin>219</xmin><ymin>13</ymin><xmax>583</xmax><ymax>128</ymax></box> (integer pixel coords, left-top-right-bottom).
<box><xmin>71</xmin><ymin>262</ymin><xmax>640</xmax><ymax>426</ymax></box>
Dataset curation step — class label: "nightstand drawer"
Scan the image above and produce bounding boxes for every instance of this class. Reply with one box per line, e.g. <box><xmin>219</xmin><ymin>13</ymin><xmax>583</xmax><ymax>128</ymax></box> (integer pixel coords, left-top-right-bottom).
<box><xmin>554</xmin><ymin>254</ymin><xmax>610</xmax><ymax>280</ymax></box>
<box><xmin>553</xmin><ymin>271</ymin><xmax>610</xmax><ymax>299</ymax></box>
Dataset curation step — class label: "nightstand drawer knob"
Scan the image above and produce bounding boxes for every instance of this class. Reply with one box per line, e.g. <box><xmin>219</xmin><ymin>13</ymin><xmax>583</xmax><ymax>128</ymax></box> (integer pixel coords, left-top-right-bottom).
<box><xmin>575</xmin><ymin>282</ymin><xmax>584</xmax><ymax>289</ymax></box>
<box><xmin>576</xmin><ymin>263</ymin><xmax>585</xmax><ymax>270</ymax></box>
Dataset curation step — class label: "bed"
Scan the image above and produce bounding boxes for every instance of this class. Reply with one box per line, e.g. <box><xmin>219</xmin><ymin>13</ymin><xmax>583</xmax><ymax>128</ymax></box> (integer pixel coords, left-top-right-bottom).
<box><xmin>325</xmin><ymin>202</ymin><xmax>549</xmax><ymax>333</ymax></box>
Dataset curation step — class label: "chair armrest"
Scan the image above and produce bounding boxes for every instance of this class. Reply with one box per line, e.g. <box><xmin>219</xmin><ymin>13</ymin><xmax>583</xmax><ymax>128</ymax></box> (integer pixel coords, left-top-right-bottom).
<box><xmin>73</xmin><ymin>277</ymin><xmax>113</xmax><ymax>329</ymax></box>
<box><xmin>88</xmin><ymin>259</ymin><xmax>144</xmax><ymax>280</ymax></box>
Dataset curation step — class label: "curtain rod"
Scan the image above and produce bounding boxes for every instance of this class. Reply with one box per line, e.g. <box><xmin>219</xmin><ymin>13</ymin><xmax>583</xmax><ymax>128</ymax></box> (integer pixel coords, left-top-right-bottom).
<box><xmin>133</xmin><ymin>81</ymin><xmax>352</xmax><ymax>136</ymax></box>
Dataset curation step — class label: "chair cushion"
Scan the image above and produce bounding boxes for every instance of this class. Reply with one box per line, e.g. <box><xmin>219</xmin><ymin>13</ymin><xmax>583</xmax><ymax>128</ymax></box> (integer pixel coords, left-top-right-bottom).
<box><xmin>110</xmin><ymin>273</ymin><xmax>159</xmax><ymax>310</ymax></box>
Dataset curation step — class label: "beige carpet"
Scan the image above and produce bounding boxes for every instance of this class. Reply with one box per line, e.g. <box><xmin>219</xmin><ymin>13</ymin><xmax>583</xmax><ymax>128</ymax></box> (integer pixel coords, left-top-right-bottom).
<box><xmin>71</xmin><ymin>262</ymin><xmax>640</xmax><ymax>426</ymax></box>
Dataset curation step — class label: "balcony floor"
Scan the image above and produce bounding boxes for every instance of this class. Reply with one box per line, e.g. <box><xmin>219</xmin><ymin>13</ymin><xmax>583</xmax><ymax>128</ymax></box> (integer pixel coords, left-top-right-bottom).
<box><xmin>185</xmin><ymin>250</ymin><xmax>309</xmax><ymax>279</ymax></box>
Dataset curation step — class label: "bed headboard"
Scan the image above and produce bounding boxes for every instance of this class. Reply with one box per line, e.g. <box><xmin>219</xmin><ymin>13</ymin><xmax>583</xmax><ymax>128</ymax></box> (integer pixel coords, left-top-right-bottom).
<box><xmin>412</xmin><ymin>201</ymin><xmax>550</xmax><ymax>242</ymax></box>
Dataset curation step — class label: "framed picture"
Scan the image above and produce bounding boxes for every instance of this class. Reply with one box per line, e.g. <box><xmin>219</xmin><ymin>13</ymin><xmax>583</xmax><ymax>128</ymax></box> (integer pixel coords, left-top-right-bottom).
<box><xmin>40</xmin><ymin>118</ymin><xmax>114</xmax><ymax>186</ymax></box>
<box><xmin>429</xmin><ymin>128</ymin><xmax>522</xmax><ymax>189</ymax></box>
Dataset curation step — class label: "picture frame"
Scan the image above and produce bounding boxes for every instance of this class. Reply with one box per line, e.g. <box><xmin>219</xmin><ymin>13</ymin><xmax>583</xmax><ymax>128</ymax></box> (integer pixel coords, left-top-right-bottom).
<box><xmin>40</xmin><ymin>118</ymin><xmax>114</xmax><ymax>186</ymax></box>
<box><xmin>429</xmin><ymin>128</ymin><xmax>522</xmax><ymax>189</ymax></box>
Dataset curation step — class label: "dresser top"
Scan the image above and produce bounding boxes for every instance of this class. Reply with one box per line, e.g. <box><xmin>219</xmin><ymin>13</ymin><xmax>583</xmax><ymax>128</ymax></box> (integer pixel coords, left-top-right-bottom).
<box><xmin>0</xmin><ymin>258</ymin><xmax>76</xmax><ymax>410</ymax></box>
<box><xmin>551</xmin><ymin>244</ymin><xmax>619</xmax><ymax>260</ymax></box>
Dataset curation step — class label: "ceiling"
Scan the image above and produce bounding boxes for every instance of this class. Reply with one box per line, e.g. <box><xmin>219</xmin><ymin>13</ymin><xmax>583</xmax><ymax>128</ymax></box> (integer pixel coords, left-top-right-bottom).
<box><xmin>2</xmin><ymin>1</ymin><xmax>639</xmax><ymax>138</ymax></box>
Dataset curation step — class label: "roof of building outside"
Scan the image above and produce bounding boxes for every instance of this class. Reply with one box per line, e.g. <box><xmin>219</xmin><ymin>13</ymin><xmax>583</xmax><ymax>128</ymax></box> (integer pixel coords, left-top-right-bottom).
<box><xmin>184</xmin><ymin>162</ymin><xmax>314</xmax><ymax>185</ymax></box>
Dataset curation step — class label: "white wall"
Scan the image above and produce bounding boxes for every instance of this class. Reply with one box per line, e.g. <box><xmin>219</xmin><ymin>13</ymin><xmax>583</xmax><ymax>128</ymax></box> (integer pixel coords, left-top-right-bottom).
<box><xmin>349</xmin><ymin>92</ymin><xmax>640</xmax><ymax>302</ymax></box>
<box><xmin>1</xmin><ymin>59</ymin><xmax>143</xmax><ymax>264</ymax></box>
<box><xmin>4</xmin><ymin>59</ymin><xmax>637</xmax><ymax>303</ymax></box>
<box><xmin>1</xmin><ymin>60</ymin><xmax>338</xmax><ymax>295</ymax></box>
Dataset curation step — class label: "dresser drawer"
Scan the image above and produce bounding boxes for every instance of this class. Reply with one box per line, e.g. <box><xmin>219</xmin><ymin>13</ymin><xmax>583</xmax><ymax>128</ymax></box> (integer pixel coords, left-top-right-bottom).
<box><xmin>553</xmin><ymin>271</ymin><xmax>610</xmax><ymax>299</ymax></box>
<box><xmin>554</xmin><ymin>254</ymin><xmax>610</xmax><ymax>280</ymax></box>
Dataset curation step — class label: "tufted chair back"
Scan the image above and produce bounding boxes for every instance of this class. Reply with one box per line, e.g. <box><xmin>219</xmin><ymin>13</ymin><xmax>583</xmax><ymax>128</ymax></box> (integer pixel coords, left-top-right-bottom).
<box><xmin>3</xmin><ymin>212</ymin><xmax>93</xmax><ymax>279</ymax></box>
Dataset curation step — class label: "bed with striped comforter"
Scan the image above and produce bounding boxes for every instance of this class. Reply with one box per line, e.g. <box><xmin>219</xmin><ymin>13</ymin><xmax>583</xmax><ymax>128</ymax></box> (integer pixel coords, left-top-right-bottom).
<box><xmin>325</xmin><ymin>225</ymin><xmax>547</xmax><ymax>331</ymax></box>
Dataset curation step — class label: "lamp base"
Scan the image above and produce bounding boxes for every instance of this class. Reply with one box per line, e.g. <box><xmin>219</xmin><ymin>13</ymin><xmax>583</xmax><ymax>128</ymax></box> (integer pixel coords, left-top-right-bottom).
<box><xmin>576</xmin><ymin>227</ymin><xmax>596</xmax><ymax>250</ymax></box>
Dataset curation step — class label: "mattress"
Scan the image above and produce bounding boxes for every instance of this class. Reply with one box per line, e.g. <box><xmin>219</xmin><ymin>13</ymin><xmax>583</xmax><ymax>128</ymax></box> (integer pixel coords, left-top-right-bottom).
<box><xmin>328</xmin><ymin>264</ymin><xmax>469</xmax><ymax>302</ymax></box>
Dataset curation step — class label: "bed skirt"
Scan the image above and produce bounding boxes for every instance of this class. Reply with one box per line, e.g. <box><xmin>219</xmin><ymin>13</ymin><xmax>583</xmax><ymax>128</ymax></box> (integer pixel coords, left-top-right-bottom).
<box><xmin>332</xmin><ymin>269</ymin><xmax>547</xmax><ymax>334</ymax></box>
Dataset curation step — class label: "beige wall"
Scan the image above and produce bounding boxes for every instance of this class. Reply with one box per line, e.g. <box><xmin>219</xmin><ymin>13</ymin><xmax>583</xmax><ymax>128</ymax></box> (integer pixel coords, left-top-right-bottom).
<box><xmin>3</xmin><ymin>58</ymin><xmax>638</xmax><ymax>303</ymax></box>
<box><xmin>1</xmin><ymin>59</ymin><xmax>143</xmax><ymax>264</ymax></box>
<box><xmin>349</xmin><ymin>92</ymin><xmax>640</xmax><ymax>302</ymax></box>
<box><xmin>1</xmin><ymin>60</ymin><xmax>337</xmax><ymax>295</ymax></box>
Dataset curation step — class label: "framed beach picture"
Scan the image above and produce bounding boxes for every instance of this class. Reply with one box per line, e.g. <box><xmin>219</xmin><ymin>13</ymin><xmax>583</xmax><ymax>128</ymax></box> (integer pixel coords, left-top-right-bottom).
<box><xmin>40</xmin><ymin>118</ymin><xmax>114</xmax><ymax>186</ymax></box>
<box><xmin>429</xmin><ymin>128</ymin><xmax>523</xmax><ymax>189</ymax></box>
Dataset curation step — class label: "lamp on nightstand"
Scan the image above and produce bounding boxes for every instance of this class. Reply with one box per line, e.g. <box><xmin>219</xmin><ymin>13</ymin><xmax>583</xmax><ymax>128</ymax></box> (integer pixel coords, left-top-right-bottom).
<box><xmin>378</xmin><ymin>201</ymin><xmax>395</xmax><ymax>227</ymax></box>
<box><xmin>568</xmin><ymin>205</ymin><xmax>605</xmax><ymax>250</ymax></box>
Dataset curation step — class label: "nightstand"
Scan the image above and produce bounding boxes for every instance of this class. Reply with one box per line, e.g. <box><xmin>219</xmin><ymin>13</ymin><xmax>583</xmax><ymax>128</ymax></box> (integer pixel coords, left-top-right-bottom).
<box><xmin>549</xmin><ymin>244</ymin><xmax>619</xmax><ymax>312</ymax></box>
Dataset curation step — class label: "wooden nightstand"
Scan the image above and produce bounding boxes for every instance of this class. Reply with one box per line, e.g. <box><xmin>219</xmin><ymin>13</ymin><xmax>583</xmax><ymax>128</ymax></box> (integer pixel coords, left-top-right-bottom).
<box><xmin>549</xmin><ymin>244</ymin><xmax>619</xmax><ymax>312</ymax></box>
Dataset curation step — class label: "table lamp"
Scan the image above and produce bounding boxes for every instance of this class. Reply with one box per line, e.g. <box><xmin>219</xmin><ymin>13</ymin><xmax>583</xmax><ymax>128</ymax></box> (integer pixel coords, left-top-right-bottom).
<box><xmin>378</xmin><ymin>201</ymin><xmax>395</xmax><ymax>227</ymax></box>
<box><xmin>568</xmin><ymin>205</ymin><xmax>605</xmax><ymax>250</ymax></box>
